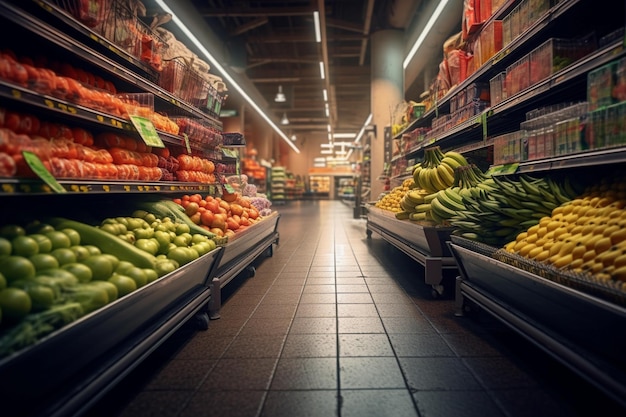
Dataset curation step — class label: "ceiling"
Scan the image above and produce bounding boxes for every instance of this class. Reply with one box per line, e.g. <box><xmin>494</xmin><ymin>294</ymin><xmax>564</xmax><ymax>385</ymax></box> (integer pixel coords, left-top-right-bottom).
<box><xmin>184</xmin><ymin>0</ymin><xmax>424</xmax><ymax>139</ymax></box>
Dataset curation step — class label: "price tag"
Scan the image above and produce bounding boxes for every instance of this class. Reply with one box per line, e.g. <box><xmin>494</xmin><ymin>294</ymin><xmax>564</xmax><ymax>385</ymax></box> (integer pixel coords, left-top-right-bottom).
<box><xmin>487</xmin><ymin>163</ymin><xmax>519</xmax><ymax>176</ymax></box>
<box><xmin>22</xmin><ymin>151</ymin><xmax>66</xmax><ymax>193</ymax></box>
<box><xmin>223</xmin><ymin>183</ymin><xmax>235</xmax><ymax>194</ymax></box>
<box><xmin>481</xmin><ymin>112</ymin><xmax>488</xmax><ymax>140</ymax></box>
<box><xmin>129</xmin><ymin>115</ymin><xmax>165</xmax><ymax>148</ymax></box>
<box><xmin>183</xmin><ymin>133</ymin><xmax>192</xmax><ymax>154</ymax></box>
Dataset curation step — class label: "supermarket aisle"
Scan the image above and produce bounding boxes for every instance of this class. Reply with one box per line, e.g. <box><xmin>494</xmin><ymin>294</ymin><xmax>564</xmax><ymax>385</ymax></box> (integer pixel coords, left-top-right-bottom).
<box><xmin>85</xmin><ymin>200</ymin><xmax>624</xmax><ymax>417</ymax></box>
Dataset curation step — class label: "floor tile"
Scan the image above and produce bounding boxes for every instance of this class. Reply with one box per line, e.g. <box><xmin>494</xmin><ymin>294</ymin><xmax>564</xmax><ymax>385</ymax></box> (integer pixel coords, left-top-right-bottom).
<box><xmin>381</xmin><ymin>316</ymin><xmax>437</xmax><ymax>334</ymax></box>
<box><xmin>198</xmin><ymin>358</ymin><xmax>278</xmax><ymax>391</ymax></box>
<box><xmin>413</xmin><ymin>390</ymin><xmax>505</xmax><ymax>417</ymax></box>
<box><xmin>289</xmin><ymin>317</ymin><xmax>337</xmax><ymax>334</ymax></box>
<box><xmin>222</xmin><ymin>334</ymin><xmax>286</xmax><ymax>358</ymax></box>
<box><xmin>388</xmin><ymin>333</ymin><xmax>455</xmax><ymax>357</ymax></box>
<box><xmin>399</xmin><ymin>357</ymin><xmax>482</xmax><ymax>391</ymax></box>
<box><xmin>181</xmin><ymin>390</ymin><xmax>266</xmax><ymax>417</ymax></box>
<box><xmin>340</xmin><ymin>389</ymin><xmax>419</xmax><ymax>417</ymax></box>
<box><xmin>337</xmin><ymin>303</ymin><xmax>379</xmax><ymax>317</ymax></box>
<box><xmin>281</xmin><ymin>334</ymin><xmax>337</xmax><ymax>357</ymax></box>
<box><xmin>261</xmin><ymin>390</ymin><xmax>338</xmax><ymax>417</ymax></box>
<box><xmin>339</xmin><ymin>357</ymin><xmax>406</xmax><ymax>389</ymax></box>
<box><xmin>144</xmin><ymin>359</ymin><xmax>216</xmax><ymax>390</ymax></box>
<box><xmin>339</xmin><ymin>333</ymin><xmax>394</xmax><ymax>357</ymax></box>
<box><xmin>338</xmin><ymin>317</ymin><xmax>385</xmax><ymax>333</ymax></box>
<box><xmin>294</xmin><ymin>303</ymin><xmax>337</xmax><ymax>318</ymax></box>
<box><xmin>270</xmin><ymin>357</ymin><xmax>338</xmax><ymax>390</ymax></box>
<box><xmin>336</xmin><ymin>293</ymin><xmax>373</xmax><ymax>304</ymax></box>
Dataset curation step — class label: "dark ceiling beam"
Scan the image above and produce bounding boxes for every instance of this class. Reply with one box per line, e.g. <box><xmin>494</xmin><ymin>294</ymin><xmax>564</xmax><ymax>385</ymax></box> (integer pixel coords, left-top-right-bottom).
<box><xmin>229</xmin><ymin>17</ymin><xmax>268</xmax><ymax>36</ymax></box>
<box><xmin>325</xmin><ymin>17</ymin><xmax>363</xmax><ymax>34</ymax></box>
<box><xmin>198</xmin><ymin>6</ymin><xmax>315</xmax><ymax>17</ymax></box>
<box><xmin>246</xmin><ymin>33</ymin><xmax>366</xmax><ymax>43</ymax></box>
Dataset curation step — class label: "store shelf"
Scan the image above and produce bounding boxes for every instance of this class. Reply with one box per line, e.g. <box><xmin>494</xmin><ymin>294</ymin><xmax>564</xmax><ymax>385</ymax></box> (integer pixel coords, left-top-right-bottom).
<box><xmin>450</xmin><ymin>240</ymin><xmax>626</xmax><ymax>408</ymax></box>
<box><xmin>209</xmin><ymin>212</ymin><xmax>280</xmax><ymax>318</ymax></box>
<box><xmin>365</xmin><ymin>205</ymin><xmax>457</xmax><ymax>297</ymax></box>
<box><xmin>0</xmin><ymin>246</ymin><xmax>223</xmax><ymax>417</ymax></box>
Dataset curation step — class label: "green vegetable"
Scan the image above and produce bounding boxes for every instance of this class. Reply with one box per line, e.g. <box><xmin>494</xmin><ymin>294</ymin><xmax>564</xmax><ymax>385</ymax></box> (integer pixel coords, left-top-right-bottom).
<box><xmin>64</xmin><ymin>283</ymin><xmax>110</xmax><ymax>314</ymax></box>
<box><xmin>0</xmin><ymin>302</ymin><xmax>83</xmax><ymax>358</ymax></box>
<box><xmin>48</xmin><ymin>218</ymin><xmax>157</xmax><ymax>269</ymax></box>
<box><xmin>139</xmin><ymin>200</ymin><xmax>216</xmax><ymax>239</ymax></box>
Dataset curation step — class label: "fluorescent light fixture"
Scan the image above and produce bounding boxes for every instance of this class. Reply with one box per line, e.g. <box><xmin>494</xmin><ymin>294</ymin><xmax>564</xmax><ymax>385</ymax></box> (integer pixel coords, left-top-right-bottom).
<box><xmin>155</xmin><ymin>0</ymin><xmax>300</xmax><ymax>154</ymax></box>
<box><xmin>333</xmin><ymin>133</ymin><xmax>356</xmax><ymax>139</ymax></box>
<box><xmin>313</xmin><ymin>11</ymin><xmax>321</xmax><ymax>42</ymax></box>
<box><xmin>324</xmin><ymin>103</ymin><xmax>330</xmax><ymax>117</ymax></box>
<box><xmin>314</xmin><ymin>157</ymin><xmax>326</xmax><ymax>162</ymax></box>
<box><xmin>320</xmin><ymin>143</ymin><xmax>332</xmax><ymax>148</ymax></box>
<box><xmin>403</xmin><ymin>0</ymin><xmax>449</xmax><ymax>69</ymax></box>
<box><xmin>280</xmin><ymin>112</ymin><xmax>289</xmax><ymax>125</ymax></box>
<box><xmin>320</xmin><ymin>149</ymin><xmax>333</xmax><ymax>154</ymax></box>
<box><xmin>275</xmin><ymin>85</ymin><xmax>286</xmax><ymax>102</ymax></box>
<box><xmin>327</xmin><ymin>124</ymin><xmax>332</xmax><ymax>133</ymax></box>
<box><xmin>319</xmin><ymin>61</ymin><xmax>325</xmax><ymax>79</ymax></box>
<box><xmin>328</xmin><ymin>133</ymin><xmax>332</xmax><ymax>141</ymax></box>
<box><xmin>322</xmin><ymin>89</ymin><xmax>328</xmax><ymax>101</ymax></box>
<box><xmin>290</xmin><ymin>134</ymin><xmax>297</xmax><ymax>141</ymax></box>
<box><xmin>355</xmin><ymin>113</ymin><xmax>373</xmax><ymax>143</ymax></box>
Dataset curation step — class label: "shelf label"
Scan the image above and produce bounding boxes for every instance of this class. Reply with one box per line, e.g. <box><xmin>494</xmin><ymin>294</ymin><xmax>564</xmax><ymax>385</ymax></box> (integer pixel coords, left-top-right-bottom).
<box><xmin>486</xmin><ymin>163</ymin><xmax>519</xmax><ymax>176</ymax></box>
<box><xmin>481</xmin><ymin>112</ymin><xmax>488</xmax><ymax>140</ymax></box>
<box><xmin>22</xmin><ymin>151</ymin><xmax>66</xmax><ymax>193</ymax></box>
<box><xmin>223</xmin><ymin>183</ymin><xmax>235</xmax><ymax>194</ymax></box>
<box><xmin>129</xmin><ymin>115</ymin><xmax>164</xmax><ymax>148</ymax></box>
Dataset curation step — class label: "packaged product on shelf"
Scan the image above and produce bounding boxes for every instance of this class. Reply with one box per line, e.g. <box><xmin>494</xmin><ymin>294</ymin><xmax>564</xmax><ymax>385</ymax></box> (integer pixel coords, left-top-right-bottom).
<box><xmin>489</xmin><ymin>72</ymin><xmax>507</xmax><ymax>106</ymax></box>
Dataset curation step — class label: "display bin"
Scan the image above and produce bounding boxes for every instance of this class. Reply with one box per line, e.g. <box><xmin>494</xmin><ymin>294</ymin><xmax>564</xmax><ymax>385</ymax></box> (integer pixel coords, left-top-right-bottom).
<box><xmin>209</xmin><ymin>212</ymin><xmax>281</xmax><ymax>318</ymax></box>
<box><xmin>365</xmin><ymin>205</ymin><xmax>457</xmax><ymax>296</ymax></box>
<box><xmin>530</xmin><ymin>37</ymin><xmax>596</xmax><ymax>87</ymax></box>
<box><xmin>0</xmin><ymin>247</ymin><xmax>223</xmax><ymax>417</ymax></box>
<box><xmin>159</xmin><ymin>58</ymin><xmax>206</xmax><ymax>105</ymax></box>
<box><xmin>450</xmin><ymin>238</ymin><xmax>626</xmax><ymax>408</ymax></box>
<box><xmin>506</xmin><ymin>55</ymin><xmax>530</xmax><ymax>96</ymax></box>
<box><xmin>489</xmin><ymin>72</ymin><xmax>507</xmax><ymax>106</ymax></box>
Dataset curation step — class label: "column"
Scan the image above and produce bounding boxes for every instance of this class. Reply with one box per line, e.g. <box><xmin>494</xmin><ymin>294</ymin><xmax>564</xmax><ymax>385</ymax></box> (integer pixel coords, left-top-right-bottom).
<box><xmin>370</xmin><ymin>29</ymin><xmax>404</xmax><ymax>200</ymax></box>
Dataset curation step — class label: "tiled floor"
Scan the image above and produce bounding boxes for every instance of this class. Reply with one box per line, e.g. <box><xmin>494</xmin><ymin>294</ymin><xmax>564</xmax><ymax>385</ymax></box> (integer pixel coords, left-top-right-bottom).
<box><xmin>84</xmin><ymin>200</ymin><xmax>624</xmax><ymax>417</ymax></box>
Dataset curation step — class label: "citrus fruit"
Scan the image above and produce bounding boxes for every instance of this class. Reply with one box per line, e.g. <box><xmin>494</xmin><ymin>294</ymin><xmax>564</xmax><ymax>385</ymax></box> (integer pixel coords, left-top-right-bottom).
<box><xmin>83</xmin><ymin>255</ymin><xmax>114</xmax><ymax>281</ymax></box>
<box><xmin>125</xmin><ymin>267</ymin><xmax>148</xmax><ymax>288</ymax></box>
<box><xmin>61</xmin><ymin>228</ymin><xmax>81</xmax><ymax>246</ymax></box>
<box><xmin>0</xmin><ymin>237</ymin><xmax>11</xmax><ymax>256</ymax></box>
<box><xmin>45</xmin><ymin>231</ymin><xmax>72</xmax><ymax>250</ymax></box>
<box><xmin>0</xmin><ymin>224</ymin><xmax>25</xmax><ymax>239</ymax></box>
<box><xmin>0</xmin><ymin>287</ymin><xmax>32</xmax><ymax>321</ymax></box>
<box><xmin>11</xmin><ymin>235</ymin><xmax>39</xmax><ymax>257</ymax></box>
<box><xmin>29</xmin><ymin>253</ymin><xmax>60</xmax><ymax>271</ymax></box>
<box><xmin>0</xmin><ymin>256</ymin><xmax>36</xmax><ymax>282</ymax></box>
<box><xmin>70</xmin><ymin>245</ymin><xmax>91</xmax><ymax>262</ymax></box>
<box><xmin>30</xmin><ymin>234</ymin><xmax>52</xmax><ymax>253</ymax></box>
<box><xmin>62</xmin><ymin>262</ymin><xmax>93</xmax><ymax>283</ymax></box>
<box><xmin>51</xmin><ymin>248</ymin><xmax>78</xmax><ymax>266</ymax></box>
<box><xmin>108</xmin><ymin>274</ymin><xmax>137</xmax><ymax>297</ymax></box>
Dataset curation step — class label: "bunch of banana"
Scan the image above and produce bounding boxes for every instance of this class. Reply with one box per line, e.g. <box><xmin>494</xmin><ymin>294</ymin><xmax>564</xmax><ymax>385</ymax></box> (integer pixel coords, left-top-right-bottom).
<box><xmin>503</xmin><ymin>176</ymin><xmax>626</xmax><ymax>287</ymax></box>
<box><xmin>399</xmin><ymin>189</ymin><xmax>439</xmax><ymax>222</ymax></box>
<box><xmin>450</xmin><ymin>173</ymin><xmax>580</xmax><ymax>247</ymax></box>
<box><xmin>430</xmin><ymin>164</ymin><xmax>498</xmax><ymax>224</ymax></box>
<box><xmin>412</xmin><ymin>147</ymin><xmax>468</xmax><ymax>193</ymax></box>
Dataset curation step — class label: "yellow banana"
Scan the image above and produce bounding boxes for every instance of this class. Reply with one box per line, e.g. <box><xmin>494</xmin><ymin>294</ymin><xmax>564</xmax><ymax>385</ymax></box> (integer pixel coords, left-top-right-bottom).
<box><xmin>437</xmin><ymin>163</ymin><xmax>454</xmax><ymax>187</ymax></box>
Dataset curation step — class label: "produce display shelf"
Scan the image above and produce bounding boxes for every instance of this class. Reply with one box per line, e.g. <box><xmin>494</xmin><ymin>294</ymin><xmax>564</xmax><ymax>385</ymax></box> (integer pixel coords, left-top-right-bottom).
<box><xmin>5</xmin><ymin>0</ymin><xmax>222</xmax><ymax>129</ymax></box>
<box><xmin>208</xmin><ymin>211</ymin><xmax>281</xmax><ymax>318</ymax></box>
<box><xmin>365</xmin><ymin>205</ymin><xmax>457</xmax><ymax>296</ymax></box>
<box><xmin>0</xmin><ymin>81</ymin><xmax>209</xmax><ymax>153</ymax></box>
<box><xmin>514</xmin><ymin>145</ymin><xmax>626</xmax><ymax>174</ymax></box>
<box><xmin>0</xmin><ymin>246</ymin><xmax>224</xmax><ymax>417</ymax></box>
<box><xmin>450</xmin><ymin>242</ymin><xmax>626</xmax><ymax>408</ymax></box>
<box><xmin>0</xmin><ymin>178</ymin><xmax>221</xmax><ymax>195</ymax></box>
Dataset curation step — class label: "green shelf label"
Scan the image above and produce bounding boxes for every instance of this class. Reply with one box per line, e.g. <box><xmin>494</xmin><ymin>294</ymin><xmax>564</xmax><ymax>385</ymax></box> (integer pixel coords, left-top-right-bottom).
<box><xmin>22</xmin><ymin>151</ymin><xmax>66</xmax><ymax>193</ymax></box>
<box><xmin>183</xmin><ymin>133</ymin><xmax>192</xmax><ymax>154</ymax></box>
<box><xmin>223</xmin><ymin>183</ymin><xmax>235</xmax><ymax>194</ymax></box>
<box><xmin>487</xmin><ymin>163</ymin><xmax>519</xmax><ymax>176</ymax></box>
<box><xmin>130</xmin><ymin>115</ymin><xmax>165</xmax><ymax>148</ymax></box>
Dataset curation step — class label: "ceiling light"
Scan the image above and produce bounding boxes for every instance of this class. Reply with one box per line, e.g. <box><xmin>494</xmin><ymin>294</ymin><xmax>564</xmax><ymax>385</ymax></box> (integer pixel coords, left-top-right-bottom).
<box><xmin>275</xmin><ymin>85</ymin><xmax>286</xmax><ymax>102</ymax></box>
<box><xmin>290</xmin><ymin>134</ymin><xmax>297</xmax><ymax>141</ymax></box>
<box><xmin>322</xmin><ymin>89</ymin><xmax>328</xmax><ymax>101</ymax></box>
<box><xmin>280</xmin><ymin>112</ymin><xmax>289</xmax><ymax>125</ymax></box>
<box><xmin>403</xmin><ymin>0</ymin><xmax>450</xmax><ymax>69</ymax></box>
<box><xmin>319</xmin><ymin>61</ymin><xmax>325</xmax><ymax>79</ymax></box>
<box><xmin>320</xmin><ymin>149</ymin><xmax>333</xmax><ymax>154</ymax></box>
<box><xmin>333</xmin><ymin>133</ymin><xmax>356</xmax><ymax>139</ymax></box>
<box><xmin>324</xmin><ymin>103</ymin><xmax>330</xmax><ymax>117</ymax></box>
<box><xmin>155</xmin><ymin>0</ymin><xmax>300</xmax><ymax>154</ymax></box>
<box><xmin>313</xmin><ymin>11</ymin><xmax>321</xmax><ymax>43</ymax></box>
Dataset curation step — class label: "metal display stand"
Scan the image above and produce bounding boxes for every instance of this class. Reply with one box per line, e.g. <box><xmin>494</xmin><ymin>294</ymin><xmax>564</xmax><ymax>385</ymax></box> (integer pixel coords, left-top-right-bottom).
<box><xmin>0</xmin><ymin>247</ymin><xmax>224</xmax><ymax>417</ymax></box>
<box><xmin>450</xmin><ymin>242</ymin><xmax>626</xmax><ymax>408</ymax></box>
<box><xmin>365</xmin><ymin>205</ymin><xmax>457</xmax><ymax>296</ymax></box>
<box><xmin>209</xmin><ymin>212</ymin><xmax>281</xmax><ymax>318</ymax></box>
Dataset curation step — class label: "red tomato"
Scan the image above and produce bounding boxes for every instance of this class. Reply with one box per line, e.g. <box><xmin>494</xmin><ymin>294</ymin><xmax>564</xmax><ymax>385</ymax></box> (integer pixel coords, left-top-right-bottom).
<box><xmin>3</xmin><ymin>111</ymin><xmax>20</xmax><ymax>132</ymax></box>
<box><xmin>0</xmin><ymin>152</ymin><xmax>17</xmax><ymax>177</ymax></box>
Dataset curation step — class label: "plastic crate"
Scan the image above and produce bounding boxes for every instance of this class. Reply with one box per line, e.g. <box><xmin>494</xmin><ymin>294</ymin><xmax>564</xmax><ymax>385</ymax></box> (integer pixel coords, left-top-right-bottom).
<box><xmin>506</xmin><ymin>55</ymin><xmax>530</xmax><ymax>96</ymax></box>
<box><xmin>530</xmin><ymin>37</ymin><xmax>596</xmax><ymax>87</ymax></box>
<box><xmin>588</xmin><ymin>61</ymin><xmax>618</xmax><ymax>111</ymax></box>
<box><xmin>489</xmin><ymin>72</ymin><xmax>507</xmax><ymax>106</ymax></box>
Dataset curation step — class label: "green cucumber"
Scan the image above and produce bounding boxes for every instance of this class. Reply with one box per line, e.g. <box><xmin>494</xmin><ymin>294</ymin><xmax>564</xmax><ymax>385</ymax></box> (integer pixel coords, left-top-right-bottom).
<box><xmin>48</xmin><ymin>218</ymin><xmax>157</xmax><ymax>269</ymax></box>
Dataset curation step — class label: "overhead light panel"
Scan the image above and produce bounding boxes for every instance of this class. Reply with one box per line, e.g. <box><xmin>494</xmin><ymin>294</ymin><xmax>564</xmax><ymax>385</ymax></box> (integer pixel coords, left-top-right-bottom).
<box><xmin>313</xmin><ymin>11</ymin><xmax>321</xmax><ymax>42</ymax></box>
<box><xmin>280</xmin><ymin>112</ymin><xmax>289</xmax><ymax>125</ymax></box>
<box><xmin>319</xmin><ymin>61</ymin><xmax>325</xmax><ymax>79</ymax></box>
<box><xmin>333</xmin><ymin>133</ymin><xmax>356</xmax><ymax>139</ymax></box>
<box><xmin>290</xmin><ymin>134</ymin><xmax>297</xmax><ymax>141</ymax></box>
<box><xmin>324</xmin><ymin>103</ymin><xmax>330</xmax><ymax>117</ymax></box>
<box><xmin>403</xmin><ymin>0</ymin><xmax>450</xmax><ymax>69</ymax></box>
<box><xmin>154</xmin><ymin>0</ymin><xmax>300</xmax><ymax>154</ymax></box>
<box><xmin>275</xmin><ymin>85</ymin><xmax>286</xmax><ymax>102</ymax></box>
<box><xmin>322</xmin><ymin>89</ymin><xmax>328</xmax><ymax>101</ymax></box>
